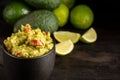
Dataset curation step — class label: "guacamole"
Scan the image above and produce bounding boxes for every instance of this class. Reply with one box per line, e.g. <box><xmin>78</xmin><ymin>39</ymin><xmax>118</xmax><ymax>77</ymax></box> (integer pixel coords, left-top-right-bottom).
<box><xmin>4</xmin><ymin>24</ymin><xmax>54</xmax><ymax>58</ymax></box>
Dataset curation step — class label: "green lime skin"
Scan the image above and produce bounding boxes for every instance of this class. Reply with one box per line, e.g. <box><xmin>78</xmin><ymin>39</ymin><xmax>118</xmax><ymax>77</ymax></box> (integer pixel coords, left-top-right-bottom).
<box><xmin>53</xmin><ymin>4</ymin><xmax>69</xmax><ymax>27</ymax></box>
<box><xmin>61</xmin><ymin>0</ymin><xmax>75</xmax><ymax>9</ymax></box>
<box><xmin>70</xmin><ymin>4</ymin><xmax>94</xmax><ymax>30</ymax></box>
<box><xmin>3</xmin><ymin>1</ymin><xmax>30</xmax><ymax>25</ymax></box>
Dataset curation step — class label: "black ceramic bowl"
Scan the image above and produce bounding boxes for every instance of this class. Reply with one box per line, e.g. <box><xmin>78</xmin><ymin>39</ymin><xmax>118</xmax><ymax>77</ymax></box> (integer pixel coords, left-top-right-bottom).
<box><xmin>2</xmin><ymin>42</ymin><xmax>55</xmax><ymax>80</ymax></box>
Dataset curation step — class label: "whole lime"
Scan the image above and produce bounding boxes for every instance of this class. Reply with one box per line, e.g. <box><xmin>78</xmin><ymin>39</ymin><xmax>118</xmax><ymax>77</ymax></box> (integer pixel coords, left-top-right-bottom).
<box><xmin>3</xmin><ymin>1</ymin><xmax>30</xmax><ymax>25</ymax></box>
<box><xmin>61</xmin><ymin>0</ymin><xmax>75</xmax><ymax>9</ymax></box>
<box><xmin>53</xmin><ymin>4</ymin><xmax>69</xmax><ymax>27</ymax></box>
<box><xmin>70</xmin><ymin>4</ymin><xmax>94</xmax><ymax>29</ymax></box>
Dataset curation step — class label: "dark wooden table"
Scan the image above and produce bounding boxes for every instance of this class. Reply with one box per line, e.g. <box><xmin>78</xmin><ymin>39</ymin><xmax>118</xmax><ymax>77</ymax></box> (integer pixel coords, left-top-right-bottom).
<box><xmin>0</xmin><ymin>0</ymin><xmax>120</xmax><ymax>80</ymax></box>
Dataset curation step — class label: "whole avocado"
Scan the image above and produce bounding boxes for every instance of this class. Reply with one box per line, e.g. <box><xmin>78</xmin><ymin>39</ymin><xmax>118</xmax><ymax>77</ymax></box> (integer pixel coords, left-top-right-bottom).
<box><xmin>14</xmin><ymin>10</ymin><xmax>59</xmax><ymax>33</ymax></box>
<box><xmin>25</xmin><ymin>0</ymin><xmax>61</xmax><ymax>10</ymax></box>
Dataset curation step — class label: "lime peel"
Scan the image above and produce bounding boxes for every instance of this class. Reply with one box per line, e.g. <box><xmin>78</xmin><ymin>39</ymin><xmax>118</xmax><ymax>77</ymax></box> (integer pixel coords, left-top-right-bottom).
<box><xmin>53</xmin><ymin>3</ymin><xmax>69</xmax><ymax>27</ymax></box>
<box><xmin>70</xmin><ymin>4</ymin><xmax>94</xmax><ymax>30</ymax></box>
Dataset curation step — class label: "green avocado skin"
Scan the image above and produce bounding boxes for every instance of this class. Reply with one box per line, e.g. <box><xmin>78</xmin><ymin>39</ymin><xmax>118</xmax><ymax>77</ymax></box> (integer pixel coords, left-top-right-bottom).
<box><xmin>14</xmin><ymin>10</ymin><xmax>59</xmax><ymax>33</ymax></box>
<box><xmin>25</xmin><ymin>0</ymin><xmax>61</xmax><ymax>10</ymax></box>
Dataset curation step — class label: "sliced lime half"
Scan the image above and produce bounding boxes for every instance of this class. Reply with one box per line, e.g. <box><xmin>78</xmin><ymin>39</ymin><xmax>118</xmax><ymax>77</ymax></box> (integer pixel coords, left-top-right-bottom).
<box><xmin>55</xmin><ymin>40</ymin><xmax>74</xmax><ymax>56</ymax></box>
<box><xmin>80</xmin><ymin>27</ymin><xmax>97</xmax><ymax>43</ymax></box>
<box><xmin>53</xmin><ymin>31</ymin><xmax>81</xmax><ymax>43</ymax></box>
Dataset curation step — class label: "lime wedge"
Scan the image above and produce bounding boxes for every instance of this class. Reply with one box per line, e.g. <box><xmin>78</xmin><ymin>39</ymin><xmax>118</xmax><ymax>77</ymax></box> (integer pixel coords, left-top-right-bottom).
<box><xmin>55</xmin><ymin>40</ymin><xmax>74</xmax><ymax>56</ymax></box>
<box><xmin>53</xmin><ymin>31</ymin><xmax>81</xmax><ymax>43</ymax></box>
<box><xmin>80</xmin><ymin>27</ymin><xmax>97</xmax><ymax>43</ymax></box>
